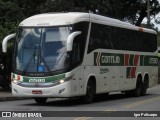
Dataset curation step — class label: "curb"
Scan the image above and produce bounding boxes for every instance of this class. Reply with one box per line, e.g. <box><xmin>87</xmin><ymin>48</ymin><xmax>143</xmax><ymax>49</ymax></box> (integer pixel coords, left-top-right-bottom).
<box><xmin>0</xmin><ymin>88</ymin><xmax>32</xmax><ymax>102</ymax></box>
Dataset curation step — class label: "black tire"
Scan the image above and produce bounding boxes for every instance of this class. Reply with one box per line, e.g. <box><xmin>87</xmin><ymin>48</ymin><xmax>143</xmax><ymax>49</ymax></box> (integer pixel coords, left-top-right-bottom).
<box><xmin>132</xmin><ymin>77</ymin><xmax>142</xmax><ymax>97</ymax></box>
<box><xmin>34</xmin><ymin>97</ymin><xmax>47</xmax><ymax>104</ymax></box>
<box><xmin>83</xmin><ymin>80</ymin><xmax>96</xmax><ymax>104</ymax></box>
<box><xmin>141</xmin><ymin>85</ymin><xmax>147</xmax><ymax>96</ymax></box>
<box><xmin>141</xmin><ymin>76</ymin><xmax>148</xmax><ymax>96</ymax></box>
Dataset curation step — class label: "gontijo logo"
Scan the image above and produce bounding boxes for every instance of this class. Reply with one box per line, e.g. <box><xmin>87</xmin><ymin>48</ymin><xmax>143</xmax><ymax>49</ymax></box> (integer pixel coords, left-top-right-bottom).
<box><xmin>101</xmin><ymin>55</ymin><xmax>120</xmax><ymax>64</ymax></box>
<box><xmin>94</xmin><ymin>52</ymin><xmax>123</xmax><ymax>66</ymax></box>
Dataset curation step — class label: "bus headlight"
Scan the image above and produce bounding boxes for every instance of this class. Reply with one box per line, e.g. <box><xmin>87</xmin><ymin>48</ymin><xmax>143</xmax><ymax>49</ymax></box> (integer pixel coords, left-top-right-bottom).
<box><xmin>59</xmin><ymin>79</ymin><xmax>65</xmax><ymax>84</ymax></box>
<box><xmin>57</xmin><ymin>74</ymin><xmax>74</xmax><ymax>85</ymax></box>
<box><xmin>12</xmin><ymin>80</ymin><xmax>22</xmax><ymax>85</ymax></box>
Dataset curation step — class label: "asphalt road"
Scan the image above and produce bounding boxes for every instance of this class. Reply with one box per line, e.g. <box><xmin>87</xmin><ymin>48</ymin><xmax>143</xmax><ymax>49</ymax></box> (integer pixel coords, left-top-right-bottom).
<box><xmin>1</xmin><ymin>85</ymin><xmax>160</xmax><ymax>120</ymax></box>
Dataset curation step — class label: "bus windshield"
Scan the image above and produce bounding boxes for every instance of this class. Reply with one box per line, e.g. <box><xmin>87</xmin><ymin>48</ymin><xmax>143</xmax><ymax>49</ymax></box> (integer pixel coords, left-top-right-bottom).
<box><xmin>14</xmin><ymin>27</ymin><xmax>71</xmax><ymax>73</ymax></box>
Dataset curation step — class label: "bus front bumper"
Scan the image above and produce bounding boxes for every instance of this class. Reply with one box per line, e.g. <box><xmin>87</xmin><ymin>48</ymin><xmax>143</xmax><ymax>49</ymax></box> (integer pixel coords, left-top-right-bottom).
<box><xmin>12</xmin><ymin>81</ymin><xmax>73</xmax><ymax>97</ymax></box>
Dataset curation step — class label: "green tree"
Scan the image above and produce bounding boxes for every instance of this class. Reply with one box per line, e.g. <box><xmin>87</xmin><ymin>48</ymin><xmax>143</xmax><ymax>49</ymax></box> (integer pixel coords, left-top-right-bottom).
<box><xmin>0</xmin><ymin>0</ymin><xmax>20</xmax><ymax>43</ymax></box>
<box><xmin>0</xmin><ymin>0</ymin><xmax>160</xmax><ymax>44</ymax></box>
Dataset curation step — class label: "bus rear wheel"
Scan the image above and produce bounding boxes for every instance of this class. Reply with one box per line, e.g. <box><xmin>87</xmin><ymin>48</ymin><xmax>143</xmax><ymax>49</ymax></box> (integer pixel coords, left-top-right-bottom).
<box><xmin>132</xmin><ymin>77</ymin><xmax>142</xmax><ymax>97</ymax></box>
<box><xmin>141</xmin><ymin>76</ymin><xmax>149</xmax><ymax>96</ymax></box>
<box><xmin>34</xmin><ymin>97</ymin><xmax>47</xmax><ymax>104</ymax></box>
<box><xmin>141</xmin><ymin>85</ymin><xmax>147</xmax><ymax>96</ymax></box>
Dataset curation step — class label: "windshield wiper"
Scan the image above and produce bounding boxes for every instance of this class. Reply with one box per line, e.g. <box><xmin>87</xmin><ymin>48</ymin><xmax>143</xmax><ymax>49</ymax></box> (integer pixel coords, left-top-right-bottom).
<box><xmin>40</xmin><ymin>56</ymin><xmax>53</xmax><ymax>76</ymax></box>
<box><xmin>22</xmin><ymin>46</ymin><xmax>37</xmax><ymax>75</ymax></box>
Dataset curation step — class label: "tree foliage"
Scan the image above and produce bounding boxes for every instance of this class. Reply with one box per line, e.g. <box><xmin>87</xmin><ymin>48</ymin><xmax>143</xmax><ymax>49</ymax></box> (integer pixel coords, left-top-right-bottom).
<box><xmin>158</xmin><ymin>32</ymin><xmax>160</xmax><ymax>46</ymax></box>
<box><xmin>0</xmin><ymin>0</ymin><xmax>160</xmax><ymax>45</ymax></box>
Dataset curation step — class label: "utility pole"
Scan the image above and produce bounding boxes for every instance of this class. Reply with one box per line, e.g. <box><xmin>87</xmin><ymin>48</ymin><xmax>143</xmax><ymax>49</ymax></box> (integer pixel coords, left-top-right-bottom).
<box><xmin>147</xmin><ymin>0</ymin><xmax>150</xmax><ymax>28</ymax></box>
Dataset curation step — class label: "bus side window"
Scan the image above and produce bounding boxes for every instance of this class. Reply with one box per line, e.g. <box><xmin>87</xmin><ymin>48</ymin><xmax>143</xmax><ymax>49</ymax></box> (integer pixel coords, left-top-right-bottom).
<box><xmin>71</xmin><ymin>39</ymin><xmax>80</xmax><ymax>66</ymax></box>
<box><xmin>73</xmin><ymin>22</ymin><xmax>89</xmax><ymax>60</ymax></box>
<box><xmin>88</xmin><ymin>24</ymin><xmax>97</xmax><ymax>53</ymax></box>
<box><xmin>88</xmin><ymin>37</ymin><xmax>94</xmax><ymax>52</ymax></box>
<box><xmin>88</xmin><ymin>23</ymin><xmax>102</xmax><ymax>53</ymax></box>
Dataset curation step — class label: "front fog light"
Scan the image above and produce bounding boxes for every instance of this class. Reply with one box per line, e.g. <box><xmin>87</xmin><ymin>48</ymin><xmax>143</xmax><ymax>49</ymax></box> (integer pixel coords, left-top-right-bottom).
<box><xmin>59</xmin><ymin>79</ymin><xmax>65</xmax><ymax>84</ymax></box>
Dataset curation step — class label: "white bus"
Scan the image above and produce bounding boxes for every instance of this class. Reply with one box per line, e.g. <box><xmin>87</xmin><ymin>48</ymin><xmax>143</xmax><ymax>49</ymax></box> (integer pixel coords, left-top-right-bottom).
<box><xmin>2</xmin><ymin>12</ymin><xmax>158</xmax><ymax>104</ymax></box>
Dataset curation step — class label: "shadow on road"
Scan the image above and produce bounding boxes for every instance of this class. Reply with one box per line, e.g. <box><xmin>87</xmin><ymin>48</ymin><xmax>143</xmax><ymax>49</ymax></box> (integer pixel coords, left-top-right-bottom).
<box><xmin>25</xmin><ymin>93</ymin><xmax>155</xmax><ymax>107</ymax></box>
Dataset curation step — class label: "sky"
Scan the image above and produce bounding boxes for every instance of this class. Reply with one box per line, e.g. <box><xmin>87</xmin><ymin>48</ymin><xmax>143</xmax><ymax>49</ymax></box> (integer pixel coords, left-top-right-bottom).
<box><xmin>151</xmin><ymin>0</ymin><xmax>160</xmax><ymax>30</ymax></box>
<box><xmin>155</xmin><ymin>0</ymin><xmax>160</xmax><ymax>30</ymax></box>
<box><xmin>153</xmin><ymin>12</ymin><xmax>160</xmax><ymax>30</ymax></box>
<box><xmin>142</xmin><ymin>0</ymin><xmax>160</xmax><ymax>30</ymax></box>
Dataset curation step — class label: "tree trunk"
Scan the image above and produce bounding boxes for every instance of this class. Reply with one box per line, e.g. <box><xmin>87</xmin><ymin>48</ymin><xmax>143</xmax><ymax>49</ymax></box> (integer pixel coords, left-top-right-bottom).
<box><xmin>135</xmin><ymin>9</ymin><xmax>147</xmax><ymax>26</ymax></box>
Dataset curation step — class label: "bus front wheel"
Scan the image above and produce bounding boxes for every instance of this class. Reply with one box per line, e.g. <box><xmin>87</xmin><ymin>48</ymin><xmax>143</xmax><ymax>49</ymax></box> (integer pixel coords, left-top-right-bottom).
<box><xmin>83</xmin><ymin>80</ymin><xmax>96</xmax><ymax>104</ymax></box>
<box><xmin>34</xmin><ymin>97</ymin><xmax>47</xmax><ymax>104</ymax></box>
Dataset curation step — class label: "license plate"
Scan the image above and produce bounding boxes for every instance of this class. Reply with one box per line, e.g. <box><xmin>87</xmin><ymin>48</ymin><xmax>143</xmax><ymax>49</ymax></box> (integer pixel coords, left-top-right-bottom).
<box><xmin>32</xmin><ymin>90</ymin><xmax>42</xmax><ymax>94</ymax></box>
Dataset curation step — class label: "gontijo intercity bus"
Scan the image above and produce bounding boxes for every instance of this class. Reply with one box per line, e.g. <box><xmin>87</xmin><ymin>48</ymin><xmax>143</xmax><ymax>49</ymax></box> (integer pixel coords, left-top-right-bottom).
<box><xmin>2</xmin><ymin>12</ymin><xmax>158</xmax><ymax>104</ymax></box>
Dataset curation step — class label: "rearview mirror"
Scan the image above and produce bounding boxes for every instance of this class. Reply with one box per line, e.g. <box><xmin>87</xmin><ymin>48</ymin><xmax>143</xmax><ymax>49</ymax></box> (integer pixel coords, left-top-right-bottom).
<box><xmin>66</xmin><ymin>31</ymin><xmax>81</xmax><ymax>51</ymax></box>
<box><xmin>2</xmin><ymin>33</ymin><xmax>16</xmax><ymax>53</ymax></box>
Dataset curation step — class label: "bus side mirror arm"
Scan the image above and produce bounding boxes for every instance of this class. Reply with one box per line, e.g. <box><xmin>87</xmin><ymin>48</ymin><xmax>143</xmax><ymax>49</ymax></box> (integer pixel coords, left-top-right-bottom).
<box><xmin>66</xmin><ymin>31</ymin><xmax>81</xmax><ymax>51</ymax></box>
<box><xmin>2</xmin><ymin>33</ymin><xmax>16</xmax><ymax>53</ymax></box>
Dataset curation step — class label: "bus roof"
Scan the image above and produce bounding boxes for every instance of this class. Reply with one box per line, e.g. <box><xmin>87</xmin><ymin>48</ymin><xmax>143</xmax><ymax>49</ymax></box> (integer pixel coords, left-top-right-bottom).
<box><xmin>19</xmin><ymin>12</ymin><xmax>89</xmax><ymax>27</ymax></box>
<box><xmin>19</xmin><ymin>12</ymin><xmax>156</xmax><ymax>34</ymax></box>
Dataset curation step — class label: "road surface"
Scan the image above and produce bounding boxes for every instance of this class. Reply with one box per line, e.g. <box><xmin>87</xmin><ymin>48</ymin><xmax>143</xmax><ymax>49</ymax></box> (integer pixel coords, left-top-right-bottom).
<box><xmin>0</xmin><ymin>85</ymin><xmax>160</xmax><ymax>120</ymax></box>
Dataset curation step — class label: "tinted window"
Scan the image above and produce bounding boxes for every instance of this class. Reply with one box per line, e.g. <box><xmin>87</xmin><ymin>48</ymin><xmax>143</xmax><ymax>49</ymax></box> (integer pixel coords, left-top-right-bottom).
<box><xmin>88</xmin><ymin>23</ymin><xmax>157</xmax><ymax>53</ymax></box>
<box><xmin>71</xmin><ymin>22</ymin><xmax>89</xmax><ymax>67</ymax></box>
